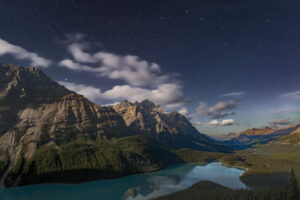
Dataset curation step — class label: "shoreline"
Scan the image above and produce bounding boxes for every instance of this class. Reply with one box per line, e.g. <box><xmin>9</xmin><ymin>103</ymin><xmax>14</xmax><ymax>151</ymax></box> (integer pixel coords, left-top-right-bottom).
<box><xmin>1</xmin><ymin>160</ymin><xmax>246</xmax><ymax>190</ymax></box>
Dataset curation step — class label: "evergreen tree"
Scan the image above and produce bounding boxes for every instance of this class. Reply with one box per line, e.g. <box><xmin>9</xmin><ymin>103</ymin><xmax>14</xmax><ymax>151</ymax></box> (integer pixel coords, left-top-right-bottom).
<box><xmin>287</xmin><ymin>168</ymin><xmax>299</xmax><ymax>200</ymax></box>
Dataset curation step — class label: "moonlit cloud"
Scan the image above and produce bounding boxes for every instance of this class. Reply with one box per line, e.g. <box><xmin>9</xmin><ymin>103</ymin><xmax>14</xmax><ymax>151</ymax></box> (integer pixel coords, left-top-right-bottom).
<box><xmin>221</xmin><ymin>92</ymin><xmax>245</xmax><ymax>97</ymax></box>
<box><xmin>207</xmin><ymin>120</ymin><xmax>220</xmax><ymax>126</ymax></box>
<box><xmin>0</xmin><ymin>38</ymin><xmax>52</xmax><ymax>67</ymax></box>
<box><xmin>221</xmin><ymin>119</ymin><xmax>236</xmax><ymax>126</ymax></box>
<box><xmin>58</xmin><ymin>81</ymin><xmax>102</xmax><ymax>101</ymax></box>
<box><xmin>206</xmin><ymin>119</ymin><xmax>236</xmax><ymax>127</ymax></box>
<box><xmin>59</xmin><ymin>36</ymin><xmax>171</xmax><ymax>88</ymax></box>
<box><xmin>280</xmin><ymin>90</ymin><xmax>300</xmax><ymax>98</ymax></box>
<box><xmin>269</xmin><ymin>118</ymin><xmax>296</xmax><ymax>126</ymax></box>
<box><xmin>59</xmin><ymin>81</ymin><xmax>184</xmax><ymax>106</ymax></box>
<box><xmin>178</xmin><ymin>107</ymin><xmax>188</xmax><ymax>115</ymax></box>
<box><xmin>58</xmin><ymin>34</ymin><xmax>185</xmax><ymax>107</ymax></box>
<box><xmin>196</xmin><ymin>101</ymin><xmax>237</xmax><ymax>119</ymax></box>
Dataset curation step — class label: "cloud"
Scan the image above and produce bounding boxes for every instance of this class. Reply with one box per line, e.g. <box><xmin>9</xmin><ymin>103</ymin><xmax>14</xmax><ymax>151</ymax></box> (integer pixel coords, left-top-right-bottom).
<box><xmin>59</xmin><ymin>36</ymin><xmax>171</xmax><ymax>87</ymax></box>
<box><xmin>58</xmin><ymin>34</ymin><xmax>185</xmax><ymax>107</ymax></box>
<box><xmin>268</xmin><ymin>108</ymin><xmax>300</xmax><ymax>116</ymax></box>
<box><xmin>206</xmin><ymin>119</ymin><xmax>236</xmax><ymax>127</ymax></box>
<box><xmin>221</xmin><ymin>92</ymin><xmax>245</xmax><ymax>97</ymax></box>
<box><xmin>0</xmin><ymin>38</ymin><xmax>52</xmax><ymax>67</ymax></box>
<box><xmin>209</xmin><ymin>112</ymin><xmax>236</xmax><ymax>119</ymax></box>
<box><xmin>58</xmin><ymin>81</ymin><xmax>102</xmax><ymax>101</ymax></box>
<box><xmin>280</xmin><ymin>91</ymin><xmax>300</xmax><ymax>98</ymax></box>
<box><xmin>209</xmin><ymin>101</ymin><xmax>236</xmax><ymax>113</ymax></box>
<box><xmin>196</xmin><ymin>100</ymin><xmax>237</xmax><ymax>119</ymax></box>
<box><xmin>221</xmin><ymin>119</ymin><xmax>236</xmax><ymax>126</ymax></box>
<box><xmin>191</xmin><ymin>119</ymin><xmax>202</xmax><ymax>127</ymax></box>
<box><xmin>207</xmin><ymin>120</ymin><xmax>220</xmax><ymax>126</ymax></box>
<box><xmin>269</xmin><ymin>118</ymin><xmax>296</xmax><ymax>126</ymax></box>
<box><xmin>59</xmin><ymin>81</ymin><xmax>184</xmax><ymax>106</ymax></box>
<box><xmin>178</xmin><ymin>107</ymin><xmax>188</xmax><ymax>116</ymax></box>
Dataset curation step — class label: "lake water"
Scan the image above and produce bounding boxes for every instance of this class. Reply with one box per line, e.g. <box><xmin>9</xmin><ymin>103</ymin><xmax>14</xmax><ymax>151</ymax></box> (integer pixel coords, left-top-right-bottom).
<box><xmin>0</xmin><ymin>162</ymin><xmax>246</xmax><ymax>200</ymax></box>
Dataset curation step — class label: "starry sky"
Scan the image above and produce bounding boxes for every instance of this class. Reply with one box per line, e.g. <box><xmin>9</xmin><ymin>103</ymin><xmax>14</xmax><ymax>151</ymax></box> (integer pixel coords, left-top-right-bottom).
<box><xmin>0</xmin><ymin>0</ymin><xmax>300</xmax><ymax>136</ymax></box>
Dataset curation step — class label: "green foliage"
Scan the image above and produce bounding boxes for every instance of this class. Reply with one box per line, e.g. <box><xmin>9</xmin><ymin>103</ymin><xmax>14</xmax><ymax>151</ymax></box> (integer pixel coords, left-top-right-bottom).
<box><xmin>218</xmin><ymin>144</ymin><xmax>300</xmax><ymax>185</ymax></box>
<box><xmin>53</xmin><ymin>125</ymin><xmax>77</xmax><ymax>146</ymax></box>
<box><xmin>14</xmin><ymin>129</ymin><xmax>27</xmax><ymax>144</ymax></box>
<box><xmin>5</xmin><ymin>135</ymin><xmax>182</xmax><ymax>186</ymax></box>
<box><xmin>154</xmin><ymin>181</ymin><xmax>292</xmax><ymax>200</ymax></box>
<box><xmin>0</xmin><ymin>153</ymin><xmax>9</xmax><ymax>179</ymax></box>
<box><xmin>174</xmin><ymin>148</ymin><xmax>227</xmax><ymax>164</ymax></box>
<box><xmin>38</xmin><ymin>124</ymin><xmax>51</xmax><ymax>147</ymax></box>
<box><xmin>287</xmin><ymin>169</ymin><xmax>300</xmax><ymax>200</ymax></box>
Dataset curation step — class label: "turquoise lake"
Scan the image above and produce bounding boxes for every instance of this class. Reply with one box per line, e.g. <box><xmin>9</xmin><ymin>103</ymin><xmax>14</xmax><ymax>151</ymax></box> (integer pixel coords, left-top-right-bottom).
<box><xmin>0</xmin><ymin>162</ymin><xmax>246</xmax><ymax>200</ymax></box>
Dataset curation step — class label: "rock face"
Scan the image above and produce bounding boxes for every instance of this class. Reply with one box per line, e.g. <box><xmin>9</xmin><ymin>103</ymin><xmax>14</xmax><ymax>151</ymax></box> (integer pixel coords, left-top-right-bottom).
<box><xmin>0</xmin><ymin>64</ymin><xmax>129</xmax><ymax>161</ymax></box>
<box><xmin>113</xmin><ymin>100</ymin><xmax>229</xmax><ymax>152</ymax></box>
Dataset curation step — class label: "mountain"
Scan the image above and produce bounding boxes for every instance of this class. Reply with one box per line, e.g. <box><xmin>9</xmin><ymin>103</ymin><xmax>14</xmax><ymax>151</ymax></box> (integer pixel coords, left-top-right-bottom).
<box><xmin>276</xmin><ymin>127</ymin><xmax>300</xmax><ymax>145</ymax></box>
<box><xmin>0</xmin><ymin>64</ymin><xmax>184</xmax><ymax>187</ymax></box>
<box><xmin>113</xmin><ymin>100</ymin><xmax>230</xmax><ymax>152</ymax></box>
<box><xmin>0</xmin><ymin>64</ymin><xmax>130</xmax><ymax>160</ymax></box>
<box><xmin>239</xmin><ymin>127</ymin><xmax>275</xmax><ymax>136</ymax></box>
<box><xmin>0</xmin><ymin>64</ymin><xmax>228</xmax><ymax>187</ymax></box>
<box><xmin>222</xmin><ymin>125</ymin><xmax>300</xmax><ymax>149</ymax></box>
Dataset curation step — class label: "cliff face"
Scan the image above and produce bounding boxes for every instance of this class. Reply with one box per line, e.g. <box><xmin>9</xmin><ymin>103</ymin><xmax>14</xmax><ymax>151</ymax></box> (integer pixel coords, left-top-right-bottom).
<box><xmin>113</xmin><ymin>100</ymin><xmax>230</xmax><ymax>152</ymax></box>
<box><xmin>0</xmin><ymin>64</ymin><xmax>129</xmax><ymax>161</ymax></box>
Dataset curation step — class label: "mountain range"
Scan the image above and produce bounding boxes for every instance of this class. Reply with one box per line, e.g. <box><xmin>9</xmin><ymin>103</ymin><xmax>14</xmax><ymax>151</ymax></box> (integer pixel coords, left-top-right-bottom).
<box><xmin>0</xmin><ymin>63</ymin><xmax>299</xmax><ymax>188</ymax></box>
<box><xmin>221</xmin><ymin>125</ymin><xmax>300</xmax><ymax>149</ymax></box>
<box><xmin>0</xmin><ymin>64</ymin><xmax>228</xmax><ymax>187</ymax></box>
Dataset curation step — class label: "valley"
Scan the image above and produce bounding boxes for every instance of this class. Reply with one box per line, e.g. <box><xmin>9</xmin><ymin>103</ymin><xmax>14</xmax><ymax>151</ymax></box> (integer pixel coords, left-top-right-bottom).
<box><xmin>0</xmin><ymin>64</ymin><xmax>299</xmax><ymax>199</ymax></box>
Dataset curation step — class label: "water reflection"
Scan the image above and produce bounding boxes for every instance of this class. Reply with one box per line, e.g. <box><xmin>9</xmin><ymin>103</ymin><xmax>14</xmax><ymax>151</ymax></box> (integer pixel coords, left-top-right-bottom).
<box><xmin>125</xmin><ymin>162</ymin><xmax>246</xmax><ymax>200</ymax></box>
<box><xmin>0</xmin><ymin>162</ymin><xmax>246</xmax><ymax>200</ymax></box>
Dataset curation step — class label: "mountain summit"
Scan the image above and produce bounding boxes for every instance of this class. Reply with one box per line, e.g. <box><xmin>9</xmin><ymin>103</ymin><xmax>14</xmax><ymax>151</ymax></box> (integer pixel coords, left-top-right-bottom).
<box><xmin>113</xmin><ymin>100</ymin><xmax>229</xmax><ymax>152</ymax></box>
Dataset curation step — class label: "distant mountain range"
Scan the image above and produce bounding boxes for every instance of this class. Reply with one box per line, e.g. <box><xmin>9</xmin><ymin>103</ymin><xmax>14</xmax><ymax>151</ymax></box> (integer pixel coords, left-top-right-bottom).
<box><xmin>0</xmin><ymin>64</ymin><xmax>229</xmax><ymax>187</ymax></box>
<box><xmin>275</xmin><ymin>126</ymin><xmax>300</xmax><ymax>145</ymax></box>
<box><xmin>222</xmin><ymin>125</ymin><xmax>300</xmax><ymax>149</ymax></box>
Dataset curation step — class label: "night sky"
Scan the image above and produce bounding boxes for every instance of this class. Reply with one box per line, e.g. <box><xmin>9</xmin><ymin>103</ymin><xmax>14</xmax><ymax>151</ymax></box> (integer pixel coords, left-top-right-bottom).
<box><xmin>0</xmin><ymin>0</ymin><xmax>300</xmax><ymax>136</ymax></box>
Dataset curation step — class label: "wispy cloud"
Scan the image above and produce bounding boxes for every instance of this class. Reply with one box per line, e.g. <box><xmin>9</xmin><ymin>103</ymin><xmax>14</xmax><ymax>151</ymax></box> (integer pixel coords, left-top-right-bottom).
<box><xmin>58</xmin><ymin>33</ymin><xmax>185</xmax><ymax>107</ymax></box>
<box><xmin>221</xmin><ymin>91</ymin><xmax>245</xmax><ymax>97</ymax></box>
<box><xmin>59</xmin><ymin>81</ymin><xmax>184</xmax><ymax>107</ymax></box>
<box><xmin>196</xmin><ymin>101</ymin><xmax>237</xmax><ymax>119</ymax></box>
<box><xmin>280</xmin><ymin>90</ymin><xmax>300</xmax><ymax>98</ymax></box>
<box><xmin>178</xmin><ymin>107</ymin><xmax>188</xmax><ymax>116</ymax></box>
<box><xmin>206</xmin><ymin>119</ymin><xmax>236</xmax><ymax>127</ymax></box>
<box><xmin>59</xmin><ymin>34</ymin><xmax>172</xmax><ymax>88</ymax></box>
<box><xmin>269</xmin><ymin>118</ymin><xmax>297</xmax><ymax>126</ymax></box>
<box><xmin>0</xmin><ymin>38</ymin><xmax>52</xmax><ymax>67</ymax></box>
